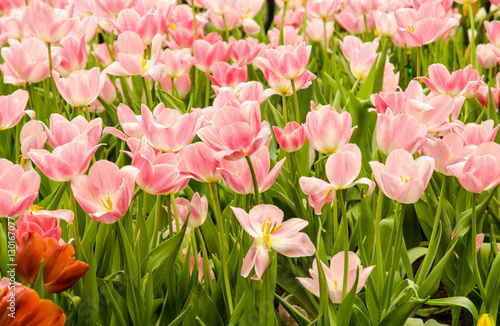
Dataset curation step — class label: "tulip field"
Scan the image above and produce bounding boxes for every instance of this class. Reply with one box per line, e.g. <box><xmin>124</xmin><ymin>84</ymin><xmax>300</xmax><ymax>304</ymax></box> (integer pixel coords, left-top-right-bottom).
<box><xmin>4</xmin><ymin>0</ymin><xmax>500</xmax><ymax>325</ymax></box>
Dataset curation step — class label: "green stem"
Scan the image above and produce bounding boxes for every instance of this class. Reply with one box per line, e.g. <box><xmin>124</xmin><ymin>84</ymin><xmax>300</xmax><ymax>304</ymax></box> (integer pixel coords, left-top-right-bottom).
<box><xmin>153</xmin><ymin>194</ymin><xmax>163</xmax><ymax>245</ymax></box>
<box><xmin>468</xmin><ymin>2</ymin><xmax>478</xmax><ymax>70</ymax></box>
<box><xmin>14</xmin><ymin>123</ymin><xmax>20</xmax><ymax>164</ymax></box>
<box><xmin>194</xmin><ymin>68</ymin><xmax>199</xmax><ymax>107</ymax></box>
<box><xmin>417</xmin><ymin>46</ymin><xmax>421</xmax><ymax>78</ymax></box>
<box><xmin>374</xmin><ymin>190</ymin><xmax>384</xmax><ymax>279</ymax></box>
<box><xmin>291</xmin><ymin>151</ymin><xmax>302</xmax><ymax>178</ymax></box>
<box><xmin>171</xmin><ymin>77</ymin><xmax>178</xmax><ymax>98</ymax></box>
<box><xmin>416</xmin><ymin>177</ymin><xmax>447</xmax><ymax>285</ymax></box>
<box><xmin>337</xmin><ymin>190</ymin><xmax>349</xmax><ymax>300</ymax></box>
<box><xmin>192</xmin><ymin>5</ymin><xmax>199</xmax><ymax>41</ymax></box>
<box><xmin>68</xmin><ymin>182</ymin><xmax>81</xmax><ymax>261</ymax></box>
<box><xmin>205</xmin><ymin>75</ymin><xmax>210</xmax><ymax>107</ymax></box>
<box><xmin>47</xmin><ymin>42</ymin><xmax>59</xmax><ymax>113</ymax></box>
<box><xmin>471</xmin><ymin>193</ymin><xmax>485</xmax><ymax>298</ymax></box>
<box><xmin>279</xmin><ymin>2</ymin><xmax>287</xmax><ymax>46</ymax></box>
<box><xmin>281</xmin><ymin>92</ymin><xmax>288</xmax><ymax>124</ymax></box>
<box><xmin>301</xmin><ymin>1</ymin><xmax>307</xmax><ymax>42</ymax></box>
<box><xmin>323</xmin><ymin>18</ymin><xmax>329</xmax><ymax>74</ymax></box>
<box><xmin>208</xmin><ymin>182</ymin><xmax>233</xmax><ymax>314</ymax></box>
<box><xmin>142</xmin><ymin>191</ymin><xmax>148</xmax><ymax>220</ymax></box>
<box><xmin>196</xmin><ymin>227</ymin><xmax>212</xmax><ymax>294</ymax></box>
<box><xmin>245</xmin><ymin>156</ymin><xmax>260</xmax><ymax>205</ymax></box>
<box><xmin>351</xmin><ymin>77</ymin><xmax>361</xmax><ymax>93</ymax></box>
<box><xmin>384</xmin><ymin>203</ymin><xmax>405</xmax><ymax>310</ymax></box>
<box><xmin>222</xmin><ymin>14</ymin><xmax>230</xmax><ymax>42</ymax></box>
<box><xmin>290</xmin><ymin>79</ymin><xmax>300</xmax><ymax>123</ymax></box>
<box><xmin>143</xmin><ymin>78</ymin><xmax>153</xmax><ymax>109</ymax></box>
<box><xmin>171</xmin><ymin>194</ymin><xmax>180</xmax><ymax>233</ymax></box>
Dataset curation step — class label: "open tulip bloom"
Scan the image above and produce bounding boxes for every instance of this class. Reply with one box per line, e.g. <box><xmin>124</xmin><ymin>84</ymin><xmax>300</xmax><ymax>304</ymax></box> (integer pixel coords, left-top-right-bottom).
<box><xmin>2</xmin><ymin>1</ymin><xmax>500</xmax><ymax>325</ymax></box>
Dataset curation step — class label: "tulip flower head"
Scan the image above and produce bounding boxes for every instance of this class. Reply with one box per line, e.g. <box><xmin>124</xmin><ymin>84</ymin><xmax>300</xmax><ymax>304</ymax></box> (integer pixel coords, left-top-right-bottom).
<box><xmin>231</xmin><ymin>204</ymin><xmax>315</xmax><ymax>279</ymax></box>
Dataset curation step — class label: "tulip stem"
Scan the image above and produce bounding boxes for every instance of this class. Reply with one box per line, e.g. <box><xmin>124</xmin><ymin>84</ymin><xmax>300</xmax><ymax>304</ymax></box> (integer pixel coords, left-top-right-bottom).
<box><xmin>192</xmin><ymin>5</ymin><xmax>199</xmax><ymax>41</ymax></box>
<box><xmin>222</xmin><ymin>14</ymin><xmax>230</xmax><ymax>42</ymax></box>
<box><xmin>47</xmin><ymin>42</ymin><xmax>59</xmax><ymax>113</ymax></box>
<box><xmin>281</xmin><ymin>92</ymin><xmax>288</xmax><ymax>124</ymax></box>
<box><xmin>205</xmin><ymin>75</ymin><xmax>210</xmax><ymax>107</ymax></box>
<box><xmin>143</xmin><ymin>78</ymin><xmax>154</xmax><ymax>109</ymax></box>
<box><xmin>416</xmin><ymin>46</ymin><xmax>421</xmax><ymax>78</ymax></box>
<box><xmin>171</xmin><ymin>194</ymin><xmax>180</xmax><ymax>234</ymax></box>
<box><xmin>279</xmin><ymin>1</ymin><xmax>287</xmax><ymax>46</ymax></box>
<box><xmin>245</xmin><ymin>156</ymin><xmax>260</xmax><ymax>205</ymax></box>
<box><xmin>416</xmin><ymin>176</ymin><xmax>447</xmax><ymax>285</ymax></box>
<box><xmin>290</xmin><ymin>79</ymin><xmax>300</xmax><ymax>123</ymax></box>
<box><xmin>468</xmin><ymin>2</ymin><xmax>478</xmax><ymax>70</ymax></box>
<box><xmin>171</xmin><ymin>77</ymin><xmax>178</xmax><ymax>98</ymax></box>
<box><xmin>68</xmin><ymin>182</ymin><xmax>81</xmax><ymax>261</ymax></box>
<box><xmin>384</xmin><ymin>202</ymin><xmax>405</xmax><ymax>310</ymax></box>
<box><xmin>337</xmin><ymin>189</ymin><xmax>349</xmax><ymax>300</ymax></box>
<box><xmin>208</xmin><ymin>182</ymin><xmax>233</xmax><ymax>314</ymax></box>
<box><xmin>471</xmin><ymin>193</ymin><xmax>485</xmax><ymax>298</ymax></box>
<box><xmin>323</xmin><ymin>18</ymin><xmax>329</xmax><ymax>74</ymax></box>
<box><xmin>153</xmin><ymin>194</ymin><xmax>164</xmax><ymax>245</ymax></box>
<box><xmin>301</xmin><ymin>1</ymin><xmax>307</xmax><ymax>42</ymax></box>
<box><xmin>196</xmin><ymin>227</ymin><xmax>212</xmax><ymax>294</ymax></box>
<box><xmin>374</xmin><ymin>189</ymin><xmax>384</xmax><ymax>284</ymax></box>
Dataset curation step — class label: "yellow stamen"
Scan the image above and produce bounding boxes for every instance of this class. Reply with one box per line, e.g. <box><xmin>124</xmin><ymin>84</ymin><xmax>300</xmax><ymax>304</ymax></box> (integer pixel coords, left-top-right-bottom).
<box><xmin>29</xmin><ymin>204</ymin><xmax>44</xmax><ymax>212</ymax></box>
<box><xmin>334</xmin><ymin>278</ymin><xmax>338</xmax><ymax>291</ymax></box>
<box><xmin>261</xmin><ymin>217</ymin><xmax>283</xmax><ymax>248</ymax></box>
<box><xmin>14</xmin><ymin>196</ymin><xmax>19</xmax><ymax>203</ymax></box>
<box><xmin>141</xmin><ymin>55</ymin><xmax>149</xmax><ymax>73</ymax></box>
<box><xmin>100</xmin><ymin>192</ymin><xmax>113</xmax><ymax>211</ymax></box>
<box><xmin>408</xmin><ymin>25</ymin><xmax>415</xmax><ymax>32</ymax></box>
<box><xmin>166</xmin><ymin>123</ymin><xmax>172</xmax><ymax>128</ymax></box>
<box><xmin>169</xmin><ymin>23</ymin><xmax>176</xmax><ymax>31</ymax></box>
<box><xmin>400</xmin><ymin>176</ymin><xmax>414</xmax><ymax>183</ymax></box>
<box><xmin>323</xmin><ymin>188</ymin><xmax>334</xmax><ymax>200</ymax></box>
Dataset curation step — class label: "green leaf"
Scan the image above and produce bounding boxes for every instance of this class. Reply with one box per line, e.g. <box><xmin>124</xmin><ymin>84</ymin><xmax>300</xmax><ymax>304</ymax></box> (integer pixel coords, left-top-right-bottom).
<box><xmin>167</xmin><ymin>304</ymin><xmax>193</xmax><ymax>326</ymax></box>
<box><xmin>158</xmin><ymin>88</ymin><xmax>186</xmax><ymax>113</ymax></box>
<box><xmin>102</xmin><ymin>282</ymin><xmax>127</xmax><ymax>326</ymax></box>
<box><xmin>78</xmin><ymin>240</ymin><xmax>98</xmax><ymax>326</ymax></box>
<box><xmin>338</xmin><ymin>267</ymin><xmax>359</xmax><ymax>326</ymax></box>
<box><xmin>484</xmin><ymin>253</ymin><xmax>500</xmax><ymax>318</ymax></box>
<box><xmin>33</xmin><ymin>259</ymin><xmax>48</xmax><ymax>299</ymax></box>
<box><xmin>183</xmin><ymin>283</ymin><xmax>224</xmax><ymax>326</ymax></box>
<box><xmin>425</xmin><ymin>297</ymin><xmax>478</xmax><ymax>320</ymax></box>
<box><xmin>274</xmin><ymin>294</ymin><xmax>311</xmax><ymax>326</ymax></box>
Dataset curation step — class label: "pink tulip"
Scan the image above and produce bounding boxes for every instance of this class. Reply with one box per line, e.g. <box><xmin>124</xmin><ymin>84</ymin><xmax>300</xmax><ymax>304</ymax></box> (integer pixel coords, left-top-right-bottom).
<box><xmin>447</xmin><ymin>142</ymin><xmax>500</xmax><ymax>194</ymax></box>
<box><xmin>20</xmin><ymin>120</ymin><xmax>47</xmax><ymax>160</ymax></box>
<box><xmin>104</xmin><ymin>31</ymin><xmax>165</xmax><ymax>81</ymax></box>
<box><xmin>92</xmin><ymin>43</ymin><xmax>116</xmax><ymax>68</ymax></box>
<box><xmin>183</xmin><ymin>142</ymin><xmax>222</xmax><ymax>183</ymax></box>
<box><xmin>273</xmin><ymin>121</ymin><xmax>306</xmax><ymax>153</ymax></box>
<box><xmin>260</xmin><ymin>66</ymin><xmax>316</xmax><ymax>95</ymax></box>
<box><xmin>28</xmin><ymin>136</ymin><xmax>102</xmax><ymax>182</ymax></box>
<box><xmin>13</xmin><ymin>209</ymin><xmax>74</xmax><ymax>245</ymax></box>
<box><xmin>2</xmin><ymin>9</ymin><xmax>28</xmax><ymax>40</ymax></box>
<box><xmin>485</xmin><ymin>21</ymin><xmax>500</xmax><ymax>48</ymax></box>
<box><xmin>168</xmin><ymin>193</ymin><xmax>208</xmax><ymax>232</ymax></box>
<box><xmin>53</xmin><ymin>35</ymin><xmax>87</xmax><ymax>77</ymax></box>
<box><xmin>1</xmin><ymin>37</ymin><xmax>53</xmax><ymax>85</ymax></box>
<box><xmin>212</xmin><ymin>81</ymin><xmax>277</xmax><ymax>105</ymax></box>
<box><xmin>24</xmin><ymin>1</ymin><xmax>76</xmax><ymax>43</ymax></box>
<box><xmin>477</xmin><ymin>83</ymin><xmax>500</xmax><ymax>109</ymax></box>
<box><xmin>218</xmin><ymin>145</ymin><xmax>285</xmax><ymax>195</ymax></box>
<box><xmin>345</xmin><ymin>0</ymin><xmax>378</xmax><ymax>15</ymax></box>
<box><xmin>307</xmin><ymin>0</ymin><xmax>340</xmax><ymax>21</ymax></box>
<box><xmin>44</xmin><ymin>114</ymin><xmax>102</xmax><ymax>149</ymax></box>
<box><xmin>376</xmin><ymin>109</ymin><xmax>428</xmax><ymax>155</ymax></box>
<box><xmin>335</xmin><ymin>9</ymin><xmax>370</xmax><ymax>35</ymax></box>
<box><xmin>300</xmin><ymin>144</ymin><xmax>375</xmax><ymax>214</ymax></box>
<box><xmin>0</xmin><ymin>159</ymin><xmax>40</xmax><ymax>218</ymax></box>
<box><xmin>458</xmin><ymin>121</ymin><xmax>498</xmax><ymax>146</ymax></box>
<box><xmin>369</xmin><ymin>149</ymin><xmax>435</xmax><ymax>204</ymax></box>
<box><xmin>477</xmin><ymin>44</ymin><xmax>497</xmax><ymax>69</ymax></box>
<box><xmin>0</xmin><ymin>89</ymin><xmax>33</xmax><ymax>130</ymax></box>
<box><xmin>304</xmin><ymin>105</ymin><xmax>355</xmax><ymax>154</ymax></box>
<box><xmin>159</xmin><ymin>48</ymin><xmax>193</xmax><ymax>79</ymax></box>
<box><xmin>297</xmin><ymin>252</ymin><xmax>375</xmax><ymax>304</ymax></box>
<box><xmin>128</xmin><ymin>137</ymin><xmax>191</xmax><ymax>195</ymax></box>
<box><xmin>231</xmin><ymin>204</ymin><xmax>315</xmax><ymax>279</ymax></box>
<box><xmin>160</xmin><ymin>75</ymin><xmax>192</xmax><ymax>99</ymax></box>
<box><xmin>395</xmin><ymin>2</ymin><xmax>459</xmax><ymax>47</ymax></box>
<box><xmin>206</xmin><ymin>62</ymin><xmax>247</xmax><ymax>88</ymax></box>
<box><xmin>88</xmin><ymin>75</ymin><xmax>117</xmax><ymax>113</ymax></box>
<box><xmin>53</xmin><ymin>68</ymin><xmax>106</xmax><ymax>108</ymax></box>
<box><xmin>71</xmin><ymin>160</ymin><xmax>138</xmax><ymax>224</ymax></box>
<box><xmin>373</xmin><ymin>10</ymin><xmax>398</xmax><ymax>36</ymax></box>
<box><xmin>419</xmin><ymin>64</ymin><xmax>483</xmax><ymax>98</ymax></box>
<box><xmin>339</xmin><ymin>36</ymin><xmax>379</xmax><ymax>81</ymax></box>
<box><xmin>189</xmin><ymin>39</ymin><xmax>231</xmax><ymax>73</ymax></box>
<box><xmin>422</xmin><ymin>133</ymin><xmax>475</xmax><ymax>175</ymax></box>
<box><xmin>209</xmin><ymin>10</ymin><xmax>240</xmax><ymax>33</ymax></box>
<box><xmin>197</xmin><ymin>102</ymin><xmax>272</xmax><ymax>160</ymax></box>
<box><xmin>103</xmin><ymin>103</ymin><xmax>142</xmax><ymax>141</ymax></box>
<box><xmin>167</xmin><ymin>5</ymin><xmax>207</xmax><ymax>49</ymax></box>
<box><xmin>140</xmin><ymin>103</ymin><xmax>203</xmax><ymax>153</ymax></box>
<box><xmin>95</xmin><ymin>0</ymin><xmax>134</xmax><ymax>18</ymax></box>
<box><xmin>306</xmin><ymin>19</ymin><xmax>334</xmax><ymax>44</ymax></box>
<box><xmin>69</xmin><ymin>15</ymin><xmax>98</xmax><ymax>43</ymax></box>
<box><xmin>258</xmin><ymin>42</ymin><xmax>311</xmax><ymax>80</ymax></box>
<box><xmin>229</xmin><ymin>37</ymin><xmax>262</xmax><ymax>65</ymax></box>
<box><xmin>268</xmin><ymin>26</ymin><xmax>302</xmax><ymax>47</ymax></box>
<box><xmin>113</xmin><ymin>9</ymin><xmax>160</xmax><ymax>45</ymax></box>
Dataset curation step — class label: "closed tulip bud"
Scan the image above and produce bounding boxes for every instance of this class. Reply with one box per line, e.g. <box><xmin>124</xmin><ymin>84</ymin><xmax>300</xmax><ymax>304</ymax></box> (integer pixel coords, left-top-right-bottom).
<box><xmin>477</xmin><ymin>314</ymin><xmax>494</xmax><ymax>326</ymax></box>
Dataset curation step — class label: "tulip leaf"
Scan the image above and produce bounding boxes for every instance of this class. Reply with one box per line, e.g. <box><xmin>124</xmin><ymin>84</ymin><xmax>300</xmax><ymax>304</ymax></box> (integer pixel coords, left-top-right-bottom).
<box><xmin>33</xmin><ymin>259</ymin><xmax>48</xmax><ymax>299</ymax></box>
<box><xmin>418</xmin><ymin>240</ymin><xmax>457</xmax><ymax>298</ymax></box>
<box><xmin>228</xmin><ymin>293</ymin><xmax>248</xmax><ymax>326</ymax></box>
<box><xmin>183</xmin><ymin>283</ymin><xmax>224</xmax><ymax>326</ymax></box>
<box><xmin>338</xmin><ymin>267</ymin><xmax>359</xmax><ymax>326</ymax></box>
<box><xmin>102</xmin><ymin>282</ymin><xmax>127</xmax><ymax>326</ymax></box>
<box><xmin>424</xmin><ymin>297</ymin><xmax>478</xmax><ymax>320</ymax></box>
<box><xmin>275</xmin><ymin>293</ymin><xmax>311</xmax><ymax>326</ymax></box>
<box><xmin>484</xmin><ymin>253</ymin><xmax>500</xmax><ymax>318</ymax></box>
<box><xmin>158</xmin><ymin>88</ymin><xmax>186</xmax><ymax>113</ymax></box>
<box><xmin>78</xmin><ymin>240</ymin><xmax>98</xmax><ymax>326</ymax></box>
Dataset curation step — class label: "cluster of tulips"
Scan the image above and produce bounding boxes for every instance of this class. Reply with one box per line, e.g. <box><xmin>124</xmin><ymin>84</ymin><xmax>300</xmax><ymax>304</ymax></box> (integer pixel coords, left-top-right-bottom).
<box><xmin>2</xmin><ymin>0</ymin><xmax>500</xmax><ymax>325</ymax></box>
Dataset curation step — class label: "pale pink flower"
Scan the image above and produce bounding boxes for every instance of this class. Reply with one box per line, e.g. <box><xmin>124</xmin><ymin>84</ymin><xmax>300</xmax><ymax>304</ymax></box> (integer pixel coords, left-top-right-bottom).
<box><xmin>452</xmin><ymin>120</ymin><xmax>499</xmax><ymax>146</ymax></box>
<box><xmin>422</xmin><ymin>133</ymin><xmax>475</xmax><ymax>175</ymax></box>
<box><xmin>307</xmin><ymin>0</ymin><xmax>340</xmax><ymax>21</ymax></box>
<box><xmin>113</xmin><ymin>9</ymin><xmax>160</xmax><ymax>45</ymax></box>
<box><xmin>297</xmin><ymin>252</ymin><xmax>375</xmax><ymax>304</ymax></box>
<box><xmin>258</xmin><ymin>42</ymin><xmax>311</xmax><ymax>80</ymax></box>
<box><xmin>304</xmin><ymin>105</ymin><xmax>356</xmax><ymax>154</ymax></box>
<box><xmin>53</xmin><ymin>68</ymin><xmax>106</xmax><ymax>108</ymax></box>
<box><xmin>140</xmin><ymin>103</ymin><xmax>203</xmax><ymax>153</ymax></box>
<box><xmin>24</xmin><ymin>1</ymin><xmax>76</xmax><ymax>43</ymax></box>
<box><xmin>28</xmin><ymin>136</ymin><xmax>102</xmax><ymax>182</ymax></box>
<box><xmin>92</xmin><ymin>43</ymin><xmax>116</xmax><ymax>68</ymax></box>
<box><xmin>345</xmin><ymin>0</ymin><xmax>378</xmax><ymax>15</ymax></box>
<box><xmin>485</xmin><ymin>21</ymin><xmax>500</xmax><ymax>48</ymax></box>
<box><xmin>267</xmin><ymin>26</ymin><xmax>302</xmax><ymax>47</ymax></box>
<box><xmin>0</xmin><ymin>159</ymin><xmax>40</xmax><ymax>218</ymax></box>
<box><xmin>183</xmin><ymin>142</ymin><xmax>221</xmax><ymax>183</ymax></box>
<box><xmin>373</xmin><ymin>10</ymin><xmax>398</xmax><ymax>36</ymax></box>
<box><xmin>95</xmin><ymin>0</ymin><xmax>134</xmax><ymax>18</ymax></box>
<box><xmin>273</xmin><ymin>121</ymin><xmax>306</xmax><ymax>153</ymax></box>
<box><xmin>160</xmin><ymin>48</ymin><xmax>193</xmax><ymax>79</ymax></box>
<box><xmin>71</xmin><ymin>160</ymin><xmax>139</xmax><ymax>224</ymax></box>
<box><xmin>197</xmin><ymin>102</ymin><xmax>272</xmax><ymax>160</ymax></box>
<box><xmin>369</xmin><ymin>149</ymin><xmax>435</xmax><ymax>204</ymax></box>
<box><xmin>44</xmin><ymin>114</ymin><xmax>102</xmax><ymax>149</ymax></box>
<box><xmin>128</xmin><ymin>137</ymin><xmax>191</xmax><ymax>195</ymax></box>
<box><xmin>339</xmin><ymin>36</ymin><xmax>379</xmax><ymax>81</ymax></box>
<box><xmin>168</xmin><ymin>192</ymin><xmax>208</xmax><ymax>232</ymax></box>
<box><xmin>231</xmin><ymin>204</ymin><xmax>315</xmax><ymax>279</ymax></box>
<box><xmin>2</xmin><ymin>9</ymin><xmax>28</xmax><ymax>40</ymax></box>
<box><xmin>419</xmin><ymin>64</ymin><xmax>483</xmax><ymax>98</ymax></box>
<box><xmin>395</xmin><ymin>2</ymin><xmax>459</xmax><ymax>47</ymax></box>
<box><xmin>68</xmin><ymin>15</ymin><xmax>98</xmax><ymax>43</ymax></box>
<box><xmin>206</xmin><ymin>62</ymin><xmax>247</xmax><ymax>88</ymax></box>
<box><xmin>335</xmin><ymin>9</ymin><xmax>370</xmax><ymax>35</ymax></box>
<box><xmin>448</xmin><ymin>142</ymin><xmax>500</xmax><ymax>194</ymax></box>
<box><xmin>53</xmin><ymin>35</ymin><xmax>87</xmax><ymax>77</ymax></box>
<box><xmin>300</xmin><ymin>144</ymin><xmax>375</xmax><ymax>214</ymax></box>
<box><xmin>212</xmin><ymin>81</ymin><xmax>277</xmax><ymax>105</ymax></box>
<box><xmin>13</xmin><ymin>209</ymin><xmax>74</xmax><ymax>244</ymax></box>
<box><xmin>20</xmin><ymin>120</ymin><xmax>47</xmax><ymax>159</ymax></box>
<box><xmin>477</xmin><ymin>44</ymin><xmax>497</xmax><ymax>69</ymax></box>
<box><xmin>376</xmin><ymin>109</ymin><xmax>429</xmax><ymax>155</ymax></box>
<box><xmin>88</xmin><ymin>75</ymin><xmax>117</xmax><ymax>113</ymax></box>
<box><xmin>306</xmin><ymin>19</ymin><xmax>334</xmax><ymax>44</ymax></box>
<box><xmin>167</xmin><ymin>5</ymin><xmax>207</xmax><ymax>49</ymax></box>
<box><xmin>103</xmin><ymin>103</ymin><xmax>142</xmax><ymax>141</ymax></box>
<box><xmin>218</xmin><ymin>145</ymin><xmax>285</xmax><ymax>195</ymax></box>
<box><xmin>260</xmin><ymin>67</ymin><xmax>316</xmax><ymax>95</ymax></box>
<box><xmin>188</xmin><ymin>39</ymin><xmax>231</xmax><ymax>73</ymax></box>
<box><xmin>0</xmin><ymin>89</ymin><xmax>33</xmax><ymax>130</ymax></box>
<box><xmin>160</xmin><ymin>75</ymin><xmax>191</xmax><ymax>99</ymax></box>
<box><xmin>229</xmin><ymin>37</ymin><xmax>262</xmax><ymax>65</ymax></box>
